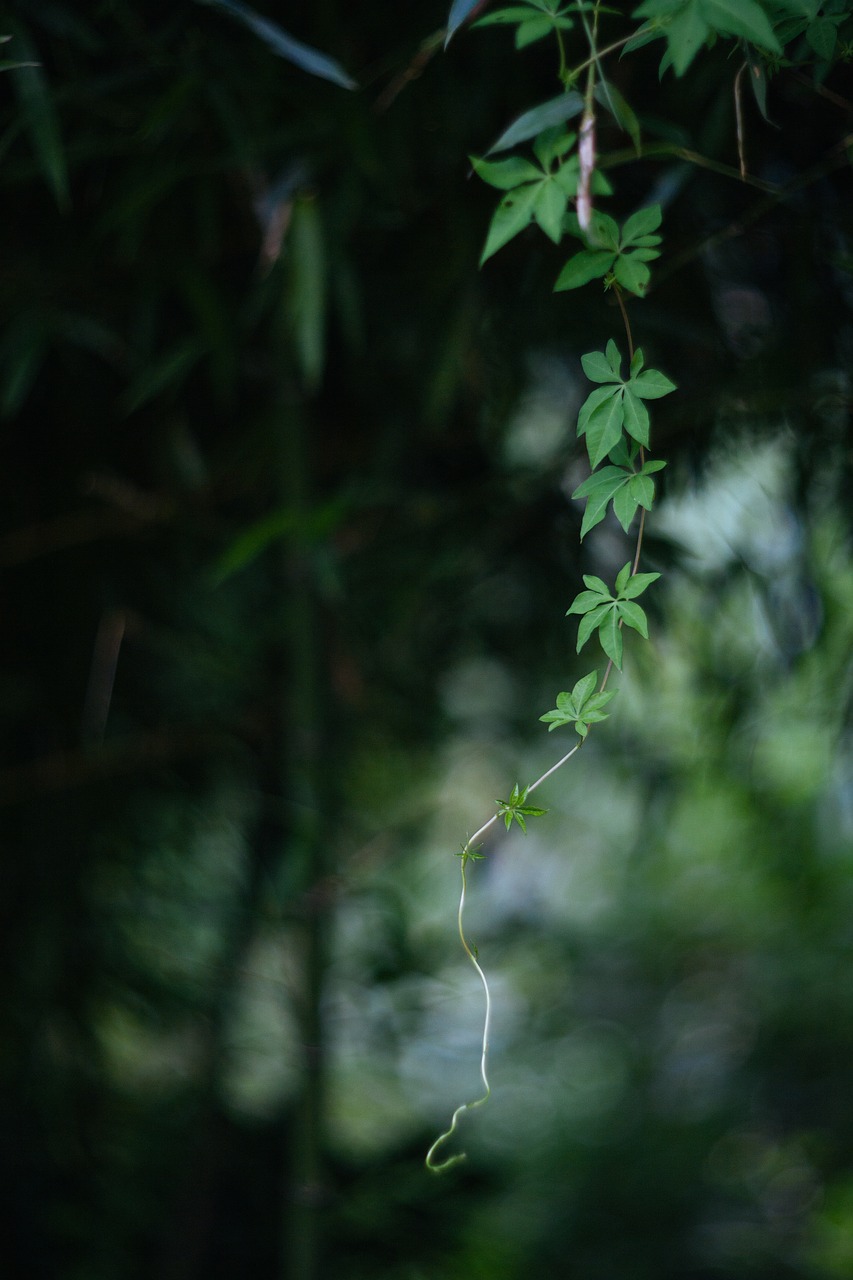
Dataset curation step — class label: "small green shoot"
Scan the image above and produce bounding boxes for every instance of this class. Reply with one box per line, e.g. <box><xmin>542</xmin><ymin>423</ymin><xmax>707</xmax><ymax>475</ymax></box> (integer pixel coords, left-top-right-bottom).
<box><xmin>495</xmin><ymin>783</ymin><xmax>549</xmax><ymax>832</ymax></box>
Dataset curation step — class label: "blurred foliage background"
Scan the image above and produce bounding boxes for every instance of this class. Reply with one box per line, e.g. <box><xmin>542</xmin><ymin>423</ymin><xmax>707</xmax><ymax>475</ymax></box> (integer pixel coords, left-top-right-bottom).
<box><xmin>1</xmin><ymin>1</ymin><xmax>853</xmax><ymax>1277</ymax></box>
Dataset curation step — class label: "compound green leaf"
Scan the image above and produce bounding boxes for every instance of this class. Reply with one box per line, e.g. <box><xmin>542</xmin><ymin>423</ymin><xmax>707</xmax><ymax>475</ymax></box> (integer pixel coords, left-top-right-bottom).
<box><xmin>634</xmin><ymin>0</ymin><xmax>708</xmax><ymax>76</ymax></box>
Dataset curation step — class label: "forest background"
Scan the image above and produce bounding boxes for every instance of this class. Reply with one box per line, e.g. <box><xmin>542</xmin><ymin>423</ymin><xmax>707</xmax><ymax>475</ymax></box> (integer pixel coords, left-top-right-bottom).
<box><xmin>2</xmin><ymin>1</ymin><xmax>853</xmax><ymax>1278</ymax></box>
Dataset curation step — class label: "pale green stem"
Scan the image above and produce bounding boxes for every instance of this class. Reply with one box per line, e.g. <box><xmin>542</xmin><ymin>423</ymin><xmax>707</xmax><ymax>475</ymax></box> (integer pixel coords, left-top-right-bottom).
<box><xmin>425</xmin><ymin>740</ymin><xmax>582</xmax><ymax>1173</ymax></box>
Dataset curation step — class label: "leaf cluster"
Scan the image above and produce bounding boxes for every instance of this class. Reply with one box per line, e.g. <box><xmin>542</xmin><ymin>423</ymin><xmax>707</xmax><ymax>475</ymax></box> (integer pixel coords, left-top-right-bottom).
<box><xmin>575</xmin><ymin>338</ymin><xmax>676</xmax><ymax>468</ymax></box>
<box><xmin>556</xmin><ymin>205</ymin><xmax>663</xmax><ymax>298</ymax></box>
<box><xmin>567</xmin><ymin>562</ymin><xmax>660</xmax><ymax>668</ymax></box>
<box><xmin>539</xmin><ymin>670</ymin><xmax>616</xmax><ymax>736</ymax></box>
<box><xmin>472</xmin><ymin>126</ymin><xmax>612</xmax><ymax>264</ymax></box>
<box><xmin>495</xmin><ymin>783</ymin><xmax>549</xmax><ymax>832</ymax></box>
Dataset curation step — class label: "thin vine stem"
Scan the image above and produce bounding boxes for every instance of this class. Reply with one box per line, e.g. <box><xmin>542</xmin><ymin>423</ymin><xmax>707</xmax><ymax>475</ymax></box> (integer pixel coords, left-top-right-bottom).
<box><xmin>425</xmin><ymin>739</ymin><xmax>583</xmax><ymax>1173</ymax></box>
<box><xmin>425</xmin><ymin>851</ymin><xmax>491</xmax><ymax>1173</ymax></box>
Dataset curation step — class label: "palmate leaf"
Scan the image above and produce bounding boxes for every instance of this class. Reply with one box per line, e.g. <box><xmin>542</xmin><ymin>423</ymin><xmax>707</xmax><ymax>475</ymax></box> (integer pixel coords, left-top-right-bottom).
<box><xmin>496</xmin><ymin>782</ymin><xmax>548</xmax><ymax>832</ymax></box>
<box><xmin>633</xmin><ymin>0</ymin><xmax>780</xmax><ymax>76</ymax></box>
<box><xmin>539</xmin><ymin>671</ymin><xmax>615</xmax><ymax>736</ymax></box>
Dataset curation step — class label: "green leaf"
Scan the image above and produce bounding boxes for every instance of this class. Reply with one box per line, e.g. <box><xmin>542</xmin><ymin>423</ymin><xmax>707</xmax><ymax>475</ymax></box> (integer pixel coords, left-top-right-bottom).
<box><xmin>594</xmin><ymin>79</ymin><xmax>641</xmax><ymax>154</ymax></box>
<box><xmin>583</xmin><ymin>689</ymin><xmax>616</xmax><ymax>716</ymax></box>
<box><xmin>614</xmin><ymin>561</ymin><xmax>633</xmax><ymax>595</ymax></box>
<box><xmin>631</xmin><ymin>367</ymin><xmax>677</xmax><ymax>399</ymax></box>
<box><xmin>10</xmin><ymin>26</ymin><xmax>69</xmax><ymax>210</ymax></box>
<box><xmin>554</xmin><ymin>249</ymin><xmax>615</xmax><ymax>290</ymax></box>
<box><xmin>629</xmin><ymin>472</ymin><xmax>655</xmax><ymax>509</ymax></box>
<box><xmin>605</xmin><ymin>338</ymin><xmax>622</xmax><ymax>377</ymax></box>
<box><xmin>622</xmin><ymin>204</ymin><xmax>662</xmax><ymax>243</ymax></box>
<box><xmin>586</xmin><ymin>394</ymin><xmax>626</xmax><ymax>467</ymax></box>
<box><xmin>612</xmin><ymin>483</ymin><xmax>640</xmax><ymax>532</ymax></box>
<box><xmin>288</xmin><ymin>195</ymin><xmax>327</xmax><ymax>390</ymax></box>
<box><xmin>480</xmin><ymin>184</ymin><xmax>541</xmax><ymax>263</ymax></box>
<box><xmin>581</xmin><ymin>348</ymin><xmax>620</xmax><ymax>384</ymax></box>
<box><xmin>577</xmin><ymin>384</ymin><xmax>619</xmax><ymax>435</ymax></box>
<box><xmin>471</xmin><ymin>154</ymin><xmax>545</xmax><ymax>190</ymax></box>
<box><xmin>597</xmin><ymin>609</ymin><xmax>623</xmax><ymax>667</ymax></box>
<box><xmin>446</xmin><ymin>0</ymin><xmax>485</xmax><ymax>43</ymax></box>
<box><xmin>568</xmin><ymin>589</ymin><xmax>608</xmax><ymax>615</ymax></box>
<box><xmin>619</xmin><ymin>570</ymin><xmax>661</xmax><ymax>599</ymax></box>
<box><xmin>585</xmin><ymin>210</ymin><xmax>621</xmax><ymax>252</ymax></box>
<box><xmin>122</xmin><ymin>339</ymin><xmax>205</xmax><ymax>414</ymax></box>
<box><xmin>633</xmin><ymin>0</ymin><xmax>708</xmax><ymax>76</ymax></box>
<box><xmin>197</xmin><ymin>0</ymin><xmax>356</xmax><ymax>88</ymax></box>
<box><xmin>616</xmin><ymin>598</ymin><xmax>650</xmax><ymax>638</ymax></box>
<box><xmin>582</xmin><ymin>573</ymin><xmax>610</xmax><ymax>595</ymax></box>
<box><xmin>806</xmin><ymin>17</ymin><xmax>837</xmax><ymax>60</ymax></box>
<box><xmin>516</xmin><ymin>14</ymin><xmax>559</xmax><ymax>46</ymax></box>
<box><xmin>642</xmin><ymin>458</ymin><xmax>667</xmax><ymax>474</ymax></box>
<box><xmin>576</xmin><ymin>604</ymin><xmax>612</xmax><ymax>653</ymax></box>
<box><xmin>475</xmin><ymin>7</ymin><xmax>544</xmax><ymax>26</ymax></box>
<box><xmin>571</xmin><ymin>670</ymin><xmax>599</xmax><ymax>708</ymax></box>
<box><xmin>622</xmin><ymin>386</ymin><xmax>650</xmax><ymax>446</ymax></box>
<box><xmin>533</xmin><ymin>127</ymin><xmax>577</xmax><ymax>167</ymax></box>
<box><xmin>613</xmin><ymin>254</ymin><xmax>651</xmax><ymax>296</ymax></box>
<box><xmin>572</xmin><ymin>467</ymin><xmax>630</xmax><ymax>538</ymax></box>
<box><xmin>533</xmin><ymin>180</ymin><xmax>568</xmax><ymax>243</ymax></box>
<box><xmin>703</xmin><ymin>0</ymin><xmax>781</xmax><ymax>52</ymax></box>
<box><xmin>488</xmin><ymin>92</ymin><xmax>584</xmax><ymax>153</ymax></box>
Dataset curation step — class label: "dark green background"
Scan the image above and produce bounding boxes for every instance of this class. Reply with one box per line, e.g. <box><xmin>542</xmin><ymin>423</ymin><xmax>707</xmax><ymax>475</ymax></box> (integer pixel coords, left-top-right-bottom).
<box><xmin>1</xmin><ymin>2</ymin><xmax>853</xmax><ymax>1277</ymax></box>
